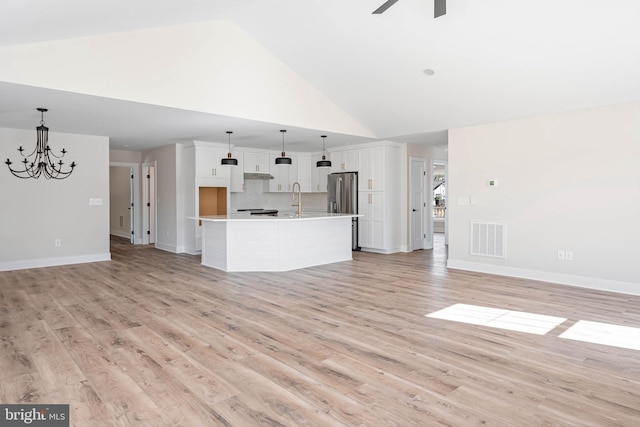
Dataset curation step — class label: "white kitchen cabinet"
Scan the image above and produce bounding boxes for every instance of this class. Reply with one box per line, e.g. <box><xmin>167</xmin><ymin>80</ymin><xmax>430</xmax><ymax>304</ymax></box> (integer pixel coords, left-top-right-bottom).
<box><xmin>330</xmin><ymin>149</ymin><xmax>359</xmax><ymax>173</ymax></box>
<box><xmin>229</xmin><ymin>152</ymin><xmax>244</xmax><ymax>192</ymax></box>
<box><xmin>358</xmin><ymin>146</ymin><xmax>385</xmax><ymax>191</ymax></box>
<box><xmin>355</xmin><ymin>142</ymin><xmax>404</xmax><ymax>253</ymax></box>
<box><xmin>269</xmin><ymin>154</ymin><xmax>298</xmax><ymax>193</ymax></box>
<box><xmin>296</xmin><ymin>155</ymin><xmax>312</xmax><ymax>192</ymax></box>
<box><xmin>196</xmin><ymin>145</ymin><xmax>230</xmax><ymax>179</ymax></box>
<box><xmin>288</xmin><ymin>154</ymin><xmax>298</xmax><ymax>191</ymax></box>
<box><xmin>311</xmin><ymin>155</ymin><xmax>330</xmax><ymax>192</ymax></box>
<box><xmin>358</xmin><ymin>191</ymin><xmax>385</xmax><ymax>249</ymax></box>
<box><xmin>180</xmin><ymin>142</ymin><xmax>230</xmax><ymax>255</ymax></box>
<box><xmin>243</xmin><ymin>151</ymin><xmax>270</xmax><ymax>173</ymax></box>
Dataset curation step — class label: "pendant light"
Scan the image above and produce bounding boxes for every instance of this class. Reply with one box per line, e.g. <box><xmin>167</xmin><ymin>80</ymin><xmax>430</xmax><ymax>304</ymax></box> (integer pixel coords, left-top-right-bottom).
<box><xmin>221</xmin><ymin>131</ymin><xmax>238</xmax><ymax>166</ymax></box>
<box><xmin>316</xmin><ymin>135</ymin><xmax>331</xmax><ymax>168</ymax></box>
<box><xmin>275</xmin><ymin>129</ymin><xmax>292</xmax><ymax>165</ymax></box>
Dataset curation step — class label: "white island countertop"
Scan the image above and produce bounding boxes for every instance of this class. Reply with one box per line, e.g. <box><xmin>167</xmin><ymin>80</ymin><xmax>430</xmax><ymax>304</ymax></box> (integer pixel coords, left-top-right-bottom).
<box><xmin>196</xmin><ymin>212</ymin><xmax>361</xmax><ymax>222</ymax></box>
<box><xmin>195</xmin><ymin>211</ymin><xmax>360</xmax><ymax>272</ymax></box>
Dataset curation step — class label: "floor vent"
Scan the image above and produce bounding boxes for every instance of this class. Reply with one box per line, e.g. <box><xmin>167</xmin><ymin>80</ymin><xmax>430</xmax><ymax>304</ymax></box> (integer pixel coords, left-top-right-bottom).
<box><xmin>470</xmin><ymin>221</ymin><xmax>506</xmax><ymax>258</ymax></box>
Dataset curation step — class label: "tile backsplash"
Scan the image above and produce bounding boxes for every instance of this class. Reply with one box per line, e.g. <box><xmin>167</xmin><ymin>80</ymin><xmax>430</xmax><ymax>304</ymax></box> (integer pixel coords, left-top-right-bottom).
<box><xmin>230</xmin><ymin>179</ymin><xmax>327</xmax><ymax>212</ymax></box>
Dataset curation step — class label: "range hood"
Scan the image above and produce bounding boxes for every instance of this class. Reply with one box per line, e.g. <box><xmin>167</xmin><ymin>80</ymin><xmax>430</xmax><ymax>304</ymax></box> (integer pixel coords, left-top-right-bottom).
<box><xmin>244</xmin><ymin>172</ymin><xmax>274</xmax><ymax>180</ymax></box>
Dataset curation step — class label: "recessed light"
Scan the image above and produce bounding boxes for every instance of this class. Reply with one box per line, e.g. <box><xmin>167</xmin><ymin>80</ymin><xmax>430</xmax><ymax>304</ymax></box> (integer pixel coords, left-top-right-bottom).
<box><xmin>423</xmin><ymin>68</ymin><xmax>435</xmax><ymax>76</ymax></box>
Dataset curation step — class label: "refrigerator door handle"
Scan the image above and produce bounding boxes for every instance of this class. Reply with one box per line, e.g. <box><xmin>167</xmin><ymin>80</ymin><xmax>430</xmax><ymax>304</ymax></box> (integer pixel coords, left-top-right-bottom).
<box><xmin>336</xmin><ymin>177</ymin><xmax>343</xmax><ymax>213</ymax></box>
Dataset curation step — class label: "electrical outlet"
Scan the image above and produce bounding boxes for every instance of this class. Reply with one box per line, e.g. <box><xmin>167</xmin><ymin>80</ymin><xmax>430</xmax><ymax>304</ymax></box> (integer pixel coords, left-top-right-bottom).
<box><xmin>55</xmin><ymin>239</ymin><xmax>61</xmax><ymax>247</ymax></box>
<box><xmin>557</xmin><ymin>249</ymin><xmax>565</xmax><ymax>261</ymax></box>
<box><xmin>565</xmin><ymin>251</ymin><xmax>574</xmax><ymax>261</ymax></box>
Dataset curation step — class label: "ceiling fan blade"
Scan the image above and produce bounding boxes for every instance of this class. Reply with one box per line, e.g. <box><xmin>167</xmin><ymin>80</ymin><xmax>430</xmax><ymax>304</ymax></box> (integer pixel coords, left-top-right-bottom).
<box><xmin>372</xmin><ymin>0</ymin><xmax>400</xmax><ymax>14</ymax></box>
<box><xmin>434</xmin><ymin>0</ymin><xmax>446</xmax><ymax>18</ymax></box>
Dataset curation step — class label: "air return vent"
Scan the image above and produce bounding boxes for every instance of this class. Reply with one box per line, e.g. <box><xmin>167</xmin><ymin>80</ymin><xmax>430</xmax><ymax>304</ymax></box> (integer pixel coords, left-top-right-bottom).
<box><xmin>470</xmin><ymin>221</ymin><xmax>506</xmax><ymax>258</ymax></box>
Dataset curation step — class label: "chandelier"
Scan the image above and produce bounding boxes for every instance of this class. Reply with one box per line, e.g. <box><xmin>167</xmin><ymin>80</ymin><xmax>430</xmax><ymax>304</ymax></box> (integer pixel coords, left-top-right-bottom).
<box><xmin>5</xmin><ymin>108</ymin><xmax>77</xmax><ymax>179</ymax></box>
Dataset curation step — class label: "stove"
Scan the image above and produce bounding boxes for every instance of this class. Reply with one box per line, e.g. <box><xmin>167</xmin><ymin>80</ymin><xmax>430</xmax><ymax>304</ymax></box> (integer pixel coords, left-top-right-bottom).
<box><xmin>238</xmin><ymin>208</ymin><xmax>279</xmax><ymax>216</ymax></box>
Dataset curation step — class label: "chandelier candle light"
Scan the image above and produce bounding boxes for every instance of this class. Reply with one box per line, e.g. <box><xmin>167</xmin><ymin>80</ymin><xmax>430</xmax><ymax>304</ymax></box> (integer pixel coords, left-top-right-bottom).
<box><xmin>5</xmin><ymin>108</ymin><xmax>76</xmax><ymax>179</ymax></box>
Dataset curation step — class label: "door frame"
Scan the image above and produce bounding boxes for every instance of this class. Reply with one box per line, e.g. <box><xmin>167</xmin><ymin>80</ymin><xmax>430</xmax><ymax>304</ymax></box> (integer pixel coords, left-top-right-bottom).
<box><xmin>430</xmin><ymin>159</ymin><xmax>448</xmax><ymax>246</ymax></box>
<box><xmin>109</xmin><ymin>162</ymin><xmax>141</xmax><ymax>244</ymax></box>
<box><xmin>409</xmin><ymin>156</ymin><xmax>430</xmax><ymax>251</ymax></box>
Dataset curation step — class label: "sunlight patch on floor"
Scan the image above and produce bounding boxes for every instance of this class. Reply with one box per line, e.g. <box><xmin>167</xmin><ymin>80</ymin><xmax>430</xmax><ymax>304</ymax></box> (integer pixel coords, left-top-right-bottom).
<box><xmin>559</xmin><ymin>320</ymin><xmax>640</xmax><ymax>351</ymax></box>
<box><xmin>426</xmin><ymin>303</ymin><xmax>567</xmax><ymax>335</ymax></box>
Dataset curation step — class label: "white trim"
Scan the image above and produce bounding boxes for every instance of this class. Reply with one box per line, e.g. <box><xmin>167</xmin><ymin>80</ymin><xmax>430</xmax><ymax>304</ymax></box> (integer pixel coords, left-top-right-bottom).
<box><xmin>155</xmin><ymin>242</ymin><xmax>180</xmax><ymax>253</ymax></box>
<box><xmin>110</xmin><ymin>161</ymin><xmax>142</xmax><ymax>244</ymax></box>
<box><xmin>0</xmin><ymin>253</ymin><xmax>111</xmax><ymax>272</ymax></box>
<box><xmin>447</xmin><ymin>259</ymin><xmax>640</xmax><ymax>296</ymax></box>
<box><xmin>110</xmin><ymin>231</ymin><xmax>130</xmax><ymax>239</ymax></box>
<box><xmin>361</xmin><ymin>247</ymin><xmax>399</xmax><ymax>255</ymax></box>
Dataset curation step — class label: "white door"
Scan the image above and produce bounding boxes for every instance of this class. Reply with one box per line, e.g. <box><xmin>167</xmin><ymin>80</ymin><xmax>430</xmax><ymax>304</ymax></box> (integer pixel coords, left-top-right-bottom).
<box><xmin>129</xmin><ymin>167</ymin><xmax>135</xmax><ymax>244</ymax></box>
<box><xmin>142</xmin><ymin>163</ymin><xmax>157</xmax><ymax>245</ymax></box>
<box><xmin>410</xmin><ymin>157</ymin><xmax>429</xmax><ymax>250</ymax></box>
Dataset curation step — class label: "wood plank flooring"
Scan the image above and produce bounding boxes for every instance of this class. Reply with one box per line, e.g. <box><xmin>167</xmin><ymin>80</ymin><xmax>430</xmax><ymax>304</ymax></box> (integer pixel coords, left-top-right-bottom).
<box><xmin>2</xmin><ymin>235</ymin><xmax>640</xmax><ymax>426</ymax></box>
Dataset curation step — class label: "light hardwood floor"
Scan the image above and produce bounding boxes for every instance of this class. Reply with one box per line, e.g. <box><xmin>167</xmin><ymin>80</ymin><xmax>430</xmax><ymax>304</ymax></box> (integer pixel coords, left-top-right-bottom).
<box><xmin>1</xmin><ymin>236</ymin><xmax>640</xmax><ymax>426</ymax></box>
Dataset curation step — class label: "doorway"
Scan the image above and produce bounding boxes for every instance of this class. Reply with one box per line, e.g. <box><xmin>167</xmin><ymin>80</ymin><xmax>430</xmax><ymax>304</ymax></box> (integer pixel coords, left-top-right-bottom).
<box><xmin>109</xmin><ymin>165</ymin><xmax>134</xmax><ymax>242</ymax></box>
<box><xmin>409</xmin><ymin>157</ymin><xmax>430</xmax><ymax>250</ymax></box>
<box><xmin>431</xmin><ymin>160</ymin><xmax>448</xmax><ymax>246</ymax></box>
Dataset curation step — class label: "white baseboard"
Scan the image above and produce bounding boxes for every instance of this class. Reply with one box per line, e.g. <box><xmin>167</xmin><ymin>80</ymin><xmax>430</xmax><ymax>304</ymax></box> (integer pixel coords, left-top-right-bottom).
<box><xmin>447</xmin><ymin>259</ymin><xmax>640</xmax><ymax>296</ymax></box>
<box><xmin>361</xmin><ymin>247</ymin><xmax>398</xmax><ymax>254</ymax></box>
<box><xmin>155</xmin><ymin>242</ymin><xmax>179</xmax><ymax>253</ymax></box>
<box><xmin>110</xmin><ymin>230</ymin><xmax>130</xmax><ymax>239</ymax></box>
<box><xmin>0</xmin><ymin>253</ymin><xmax>111</xmax><ymax>272</ymax></box>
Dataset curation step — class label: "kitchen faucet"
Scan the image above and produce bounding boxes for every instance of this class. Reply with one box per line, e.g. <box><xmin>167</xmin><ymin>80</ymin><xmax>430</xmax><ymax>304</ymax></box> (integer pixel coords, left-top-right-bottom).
<box><xmin>292</xmin><ymin>181</ymin><xmax>302</xmax><ymax>216</ymax></box>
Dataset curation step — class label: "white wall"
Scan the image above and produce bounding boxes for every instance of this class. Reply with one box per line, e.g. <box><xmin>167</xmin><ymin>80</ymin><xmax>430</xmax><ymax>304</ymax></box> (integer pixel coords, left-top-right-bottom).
<box><xmin>0</xmin><ymin>20</ymin><xmax>372</xmax><ymax>138</ymax></box>
<box><xmin>448</xmin><ymin>102</ymin><xmax>640</xmax><ymax>295</ymax></box>
<box><xmin>0</xmin><ymin>127</ymin><xmax>110</xmax><ymax>270</ymax></box>
<box><xmin>110</xmin><ymin>149</ymin><xmax>142</xmax><ymax>164</ymax></box>
<box><xmin>406</xmin><ymin>144</ymin><xmax>448</xmax><ymax>162</ymax></box>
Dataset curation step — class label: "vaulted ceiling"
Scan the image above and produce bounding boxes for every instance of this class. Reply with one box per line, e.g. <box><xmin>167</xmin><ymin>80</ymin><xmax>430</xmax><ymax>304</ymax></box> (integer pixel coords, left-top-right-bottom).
<box><xmin>0</xmin><ymin>0</ymin><xmax>638</xmax><ymax>152</ymax></box>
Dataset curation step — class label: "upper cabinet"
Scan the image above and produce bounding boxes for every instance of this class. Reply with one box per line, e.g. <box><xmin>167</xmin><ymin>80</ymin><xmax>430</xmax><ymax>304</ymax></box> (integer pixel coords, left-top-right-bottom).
<box><xmin>295</xmin><ymin>155</ymin><xmax>329</xmax><ymax>193</ymax></box>
<box><xmin>311</xmin><ymin>155</ymin><xmax>330</xmax><ymax>192</ymax></box>
<box><xmin>229</xmin><ymin>152</ymin><xmax>244</xmax><ymax>192</ymax></box>
<box><xmin>296</xmin><ymin>155</ymin><xmax>312</xmax><ymax>192</ymax></box>
<box><xmin>358</xmin><ymin>146</ymin><xmax>385</xmax><ymax>191</ymax></box>
<box><xmin>269</xmin><ymin>154</ymin><xmax>297</xmax><ymax>192</ymax></box>
<box><xmin>195</xmin><ymin>145</ymin><xmax>231</xmax><ymax>179</ymax></box>
<box><xmin>243</xmin><ymin>151</ymin><xmax>270</xmax><ymax>173</ymax></box>
<box><xmin>330</xmin><ymin>149</ymin><xmax>359</xmax><ymax>173</ymax></box>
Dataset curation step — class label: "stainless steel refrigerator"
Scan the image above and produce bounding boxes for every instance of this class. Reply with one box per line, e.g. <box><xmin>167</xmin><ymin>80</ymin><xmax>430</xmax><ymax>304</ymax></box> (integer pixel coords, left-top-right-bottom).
<box><xmin>327</xmin><ymin>172</ymin><xmax>360</xmax><ymax>250</ymax></box>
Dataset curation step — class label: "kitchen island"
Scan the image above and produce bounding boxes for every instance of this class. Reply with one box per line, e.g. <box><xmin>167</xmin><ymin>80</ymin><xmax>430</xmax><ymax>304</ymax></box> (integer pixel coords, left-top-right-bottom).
<box><xmin>196</xmin><ymin>212</ymin><xmax>361</xmax><ymax>272</ymax></box>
